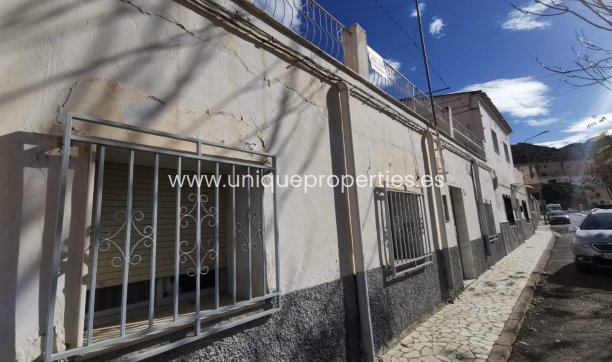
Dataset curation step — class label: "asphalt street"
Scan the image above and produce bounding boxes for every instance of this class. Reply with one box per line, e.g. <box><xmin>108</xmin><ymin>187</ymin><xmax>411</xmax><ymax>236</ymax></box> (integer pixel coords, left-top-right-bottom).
<box><xmin>510</xmin><ymin>214</ymin><xmax>612</xmax><ymax>361</ymax></box>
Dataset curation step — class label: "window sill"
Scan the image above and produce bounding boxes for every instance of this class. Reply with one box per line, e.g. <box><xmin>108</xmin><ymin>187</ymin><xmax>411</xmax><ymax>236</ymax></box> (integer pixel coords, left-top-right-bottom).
<box><xmin>59</xmin><ymin>294</ymin><xmax>279</xmax><ymax>361</ymax></box>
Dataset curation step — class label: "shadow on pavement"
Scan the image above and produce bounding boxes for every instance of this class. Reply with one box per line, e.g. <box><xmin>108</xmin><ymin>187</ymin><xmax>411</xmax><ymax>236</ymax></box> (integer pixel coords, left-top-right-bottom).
<box><xmin>547</xmin><ymin>264</ymin><xmax>612</xmax><ymax>292</ymax></box>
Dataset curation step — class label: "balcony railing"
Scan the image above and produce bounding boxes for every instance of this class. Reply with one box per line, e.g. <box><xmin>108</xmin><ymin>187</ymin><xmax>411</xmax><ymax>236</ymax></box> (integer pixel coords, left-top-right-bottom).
<box><xmin>452</xmin><ymin>118</ymin><xmax>486</xmax><ymax>158</ymax></box>
<box><xmin>369</xmin><ymin>57</ymin><xmax>434</xmax><ymax>123</ymax></box>
<box><xmin>248</xmin><ymin>0</ymin><xmax>486</xmax><ymax>159</ymax></box>
<box><xmin>247</xmin><ymin>0</ymin><xmax>346</xmax><ymax>62</ymax></box>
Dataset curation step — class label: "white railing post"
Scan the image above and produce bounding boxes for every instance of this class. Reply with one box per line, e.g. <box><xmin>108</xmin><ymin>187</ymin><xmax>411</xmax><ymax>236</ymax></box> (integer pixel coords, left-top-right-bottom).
<box><xmin>342</xmin><ymin>23</ymin><xmax>369</xmax><ymax>79</ymax></box>
<box><xmin>447</xmin><ymin>106</ymin><xmax>454</xmax><ymax>138</ymax></box>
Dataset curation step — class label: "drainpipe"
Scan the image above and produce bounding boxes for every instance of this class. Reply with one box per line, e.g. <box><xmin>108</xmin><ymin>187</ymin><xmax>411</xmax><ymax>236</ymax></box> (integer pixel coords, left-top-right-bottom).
<box><xmin>421</xmin><ymin>131</ymin><xmax>457</xmax><ymax>295</ymax></box>
<box><xmin>470</xmin><ymin>159</ymin><xmax>491</xmax><ymax>256</ymax></box>
<box><xmin>336</xmin><ymin>81</ymin><xmax>376</xmax><ymax>362</ymax></box>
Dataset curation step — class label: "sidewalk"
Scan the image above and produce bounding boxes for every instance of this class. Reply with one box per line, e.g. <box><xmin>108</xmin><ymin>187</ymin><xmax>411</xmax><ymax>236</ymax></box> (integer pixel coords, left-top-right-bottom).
<box><xmin>382</xmin><ymin>227</ymin><xmax>553</xmax><ymax>362</ymax></box>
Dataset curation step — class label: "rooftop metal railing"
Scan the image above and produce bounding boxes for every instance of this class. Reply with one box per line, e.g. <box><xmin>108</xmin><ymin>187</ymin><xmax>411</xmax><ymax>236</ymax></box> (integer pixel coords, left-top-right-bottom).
<box><xmin>248</xmin><ymin>0</ymin><xmax>346</xmax><ymax>62</ymax></box>
<box><xmin>369</xmin><ymin>58</ymin><xmax>485</xmax><ymax>158</ymax></box>
<box><xmin>248</xmin><ymin>0</ymin><xmax>486</xmax><ymax>159</ymax></box>
<box><xmin>369</xmin><ymin>57</ymin><xmax>433</xmax><ymax>121</ymax></box>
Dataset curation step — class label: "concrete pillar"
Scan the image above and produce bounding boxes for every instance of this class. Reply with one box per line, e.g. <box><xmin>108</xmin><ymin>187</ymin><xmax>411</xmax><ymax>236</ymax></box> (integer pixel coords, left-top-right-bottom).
<box><xmin>342</xmin><ymin>23</ymin><xmax>370</xmax><ymax>79</ymax></box>
<box><xmin>447</xmin><ymin>106</ymin><xmax>454</xmax><ymax>138</ymax></box>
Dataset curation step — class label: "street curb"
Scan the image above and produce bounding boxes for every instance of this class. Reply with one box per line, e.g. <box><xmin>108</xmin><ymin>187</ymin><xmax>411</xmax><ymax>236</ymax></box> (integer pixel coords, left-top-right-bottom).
<box><xmin>487</xmin><ymin>228</ymin><xmax>556</xmax><ymax>362</ymax></box>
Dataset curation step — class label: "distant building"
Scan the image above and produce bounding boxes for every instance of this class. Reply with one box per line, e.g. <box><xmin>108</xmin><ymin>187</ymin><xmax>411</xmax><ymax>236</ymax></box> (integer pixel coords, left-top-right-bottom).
<box><xmin>516</xmin><ymin>160</ymin><xmax>611</xmax><ymax>206</ymax></box>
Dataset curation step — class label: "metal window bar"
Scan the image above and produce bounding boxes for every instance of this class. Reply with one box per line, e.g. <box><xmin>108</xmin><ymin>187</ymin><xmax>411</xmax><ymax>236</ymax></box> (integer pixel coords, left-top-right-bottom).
<box><xmin>45</xmin><ymin>113</ymin><xmax>281</xmax><ymax>361</ymax></box>
<box><xmin>383</xmin><ymin>187</ymin><xmax>433</xmax><ymax>275</ymax></box>
<box><xmin>195</xmin><ymin>145</ymin><xmax>202</xmax><ymax>335</ymax></box>
<box><xmin>120</xmin><ymin>150</ymin><xmax>135</xmax><ymax>336</ymax></box>
<box><xmin>149</xmin><ymin>154</ymin><xmax>159</xmax><ymax>328</ymax></box>
<box><xmin>386</xmin><ymin>189</ymin><xmax>402</xmax><ymax>267</ymax></box>
<box><xmin>247</xmin><ymin>0</ymin><xmax>346</xmax><ymax>63</ymax></box>
<box><xmin>174</xmin><ymin>157</ymin><xmax>182</xmax><ymax>322</ymax></box>
<box><xmin>86</xmin><ymin>146</ymin><xmax>105</xmax><ymax>345</ymax></box>
<box><xmin>247</xmin><ymin>167</ymin><xmax>252</xmax><ymax>300</ymax></box>
<box><xmin>231</xmin><ymin>165</ymin><xmax>237</xmax><ymax>305</ymax></box>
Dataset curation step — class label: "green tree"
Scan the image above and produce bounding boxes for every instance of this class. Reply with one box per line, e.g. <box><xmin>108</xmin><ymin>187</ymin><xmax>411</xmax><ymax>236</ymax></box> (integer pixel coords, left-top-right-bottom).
<box><xmin>591</xmin><ymin>133</ymin><xmax>612</xmax><ymax>200</ymax></box>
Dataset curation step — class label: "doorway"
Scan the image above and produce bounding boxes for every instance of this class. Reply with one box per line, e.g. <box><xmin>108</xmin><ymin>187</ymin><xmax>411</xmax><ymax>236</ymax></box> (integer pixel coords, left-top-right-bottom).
<box><xmin>449</xmin><ymin>186</ymin><xmax>476</xmax><ymax>280</ymax></box>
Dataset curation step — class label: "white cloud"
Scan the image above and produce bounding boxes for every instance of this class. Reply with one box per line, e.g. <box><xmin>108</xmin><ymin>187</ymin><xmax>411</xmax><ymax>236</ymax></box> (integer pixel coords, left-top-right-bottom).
<box><xmin>502</xmin><ymin>2</ymin><xmax>551</xmax><ymax>30</ymax></box>
<box><xmin>255</xmin><ymin>0</ymin><xmax>301</xmax><ymax>30</ymax></box>
<box><xmin>387</xmin><ymin>59</ymin><xmax>402</xmax><ymax>71</ymax></box>
<box><xmin>410</xmin><ymin>2</ymin><xmax>425</xmax><ymax>18</ymax></box>
<box><xmin>429</xmin><ymin>18</ymin><xmax>445</xmax><ymax>38</ymax></box>
<box><xmin>535</xmin><ymin>112</ymin><xmax>612</xmax><ymax>148</ymax></box>
<box><xmin>518</xmin><ymin>118</ymin><xmax>559</xmax><ymax>127</ymax></box>
<box><xmin>564</xmin><ymin>113</ymin><xmax>612</xmax><ymax>133</ymax></box>
<box><xmin>460</xmin><ymin>77</ymin><xmax>550</xmax><ymax>118</ymax></box>
<box><xmin>536</xmin><ymin>133</ymin><xmax>590</xmax><ymax>148</ymax></box>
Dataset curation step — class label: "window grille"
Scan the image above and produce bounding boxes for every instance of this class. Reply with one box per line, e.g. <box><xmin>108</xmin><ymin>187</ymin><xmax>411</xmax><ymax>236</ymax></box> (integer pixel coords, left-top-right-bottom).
<box><xmin>45</xmin><ymin>114</ymin><xmax>281</xmax><ymax>361</ymax></box>
<box><xmin>381</xmin><ymin>187</ymin><xmax>433</xmax><ymax>275</ymax></box>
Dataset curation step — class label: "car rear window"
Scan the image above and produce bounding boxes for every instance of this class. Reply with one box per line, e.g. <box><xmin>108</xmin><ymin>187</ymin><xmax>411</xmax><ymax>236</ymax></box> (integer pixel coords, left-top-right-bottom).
<box><xmin>549</xmin><ymin>211</ymin><xmax>565</xmax><ymax>216</ymax></box>
<box><xmin>581</xmin><ymin>214</ymin><xmax>612</xmax><ymax>230</ymax></box>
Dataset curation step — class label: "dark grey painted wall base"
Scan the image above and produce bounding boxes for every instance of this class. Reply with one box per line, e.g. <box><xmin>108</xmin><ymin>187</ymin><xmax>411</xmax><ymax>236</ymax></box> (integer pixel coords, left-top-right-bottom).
<box><xmin>368</xmin><ymin>250</ymin><xmax>448</xmax><ymax>353</ymax></box>
<box><xmin>92</xmin><ymin>276</ymin><xmax>361</xmax><ymax>362</ymax></box>
<box><xmin>469</xmin><ymin>236</ymin><xmax>508</xmax><ymax>278</ymax></box>
<box><xmin>91</xmin><ymin>247</ymin><xmax>464</xmax><ymax>361</ymax></box>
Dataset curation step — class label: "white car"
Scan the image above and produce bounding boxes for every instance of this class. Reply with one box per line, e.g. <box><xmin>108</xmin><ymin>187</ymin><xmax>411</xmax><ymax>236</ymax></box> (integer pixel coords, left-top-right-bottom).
<box><xmin>572</xmin><ymin>209</ymin><xmax>612</xmax><ymax>272</ymax></box>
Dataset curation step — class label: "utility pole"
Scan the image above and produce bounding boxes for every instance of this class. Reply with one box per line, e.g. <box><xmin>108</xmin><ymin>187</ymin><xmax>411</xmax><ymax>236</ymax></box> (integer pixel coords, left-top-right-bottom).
<box><xmin>414</xmin><ymin>0</ymin><xmax>446</xmax><ymax>180</ymax></box>
<box><xmin>414</xmin><ymin>0</ymin><xmax>457</xmax><ymax>294</ymax></box>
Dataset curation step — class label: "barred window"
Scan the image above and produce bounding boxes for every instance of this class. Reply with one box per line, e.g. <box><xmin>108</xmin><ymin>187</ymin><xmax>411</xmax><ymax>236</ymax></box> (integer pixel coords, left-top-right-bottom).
<box><xmin>382</xmin><ymin>189</ymin><xmax>433</xmax><ymax>275</ymax></box>
<box><xmin>46</xmin><ymin>114</ymin><xmax>281</xmax><ymax>361</ymax></box>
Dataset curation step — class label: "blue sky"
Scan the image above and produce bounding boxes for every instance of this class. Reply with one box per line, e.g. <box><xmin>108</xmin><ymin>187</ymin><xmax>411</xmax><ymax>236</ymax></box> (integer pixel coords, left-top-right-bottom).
<box><xmin>317</xmin><ymin>0</ymin><xmax>612</xmax><ymax>148</ymax></box>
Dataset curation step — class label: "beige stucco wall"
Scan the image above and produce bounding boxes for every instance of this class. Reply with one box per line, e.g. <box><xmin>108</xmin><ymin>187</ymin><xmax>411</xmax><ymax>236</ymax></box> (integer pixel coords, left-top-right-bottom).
<box><xmin>0</xmin><ymin>1</ymin><xmax>349</xmax><ymax>359</ymax></box>
<box><xmin>349</xmin><ymin>97</ymin><xmax>444</xmax><ymax>270</ymax></box>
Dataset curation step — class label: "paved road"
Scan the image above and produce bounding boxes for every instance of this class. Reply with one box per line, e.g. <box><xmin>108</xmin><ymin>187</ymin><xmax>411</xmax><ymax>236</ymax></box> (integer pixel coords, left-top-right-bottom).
<box><xmin>511</xmin><ymin>214</ymin><xmax>612</xmax><ymax>361</ymax></box>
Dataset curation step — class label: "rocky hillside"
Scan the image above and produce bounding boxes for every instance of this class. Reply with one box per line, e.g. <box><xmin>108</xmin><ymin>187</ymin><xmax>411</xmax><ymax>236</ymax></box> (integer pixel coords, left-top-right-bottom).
<box><xmin>511</xmin><ymin>136</ymin><xmax>612</xmax><ymax>164</ymax></box>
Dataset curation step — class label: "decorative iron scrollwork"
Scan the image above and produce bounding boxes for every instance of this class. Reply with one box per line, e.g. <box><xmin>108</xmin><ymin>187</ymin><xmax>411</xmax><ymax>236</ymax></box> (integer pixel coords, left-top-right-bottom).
<box><xmin>99</xmin><ymin>210</ymin><xmax>154</xmax><ymax>267</ymax></box>
<box><xmin>179</xmin><ymin>239</ymin><xmax>217</xmax><ymax>277</ymax></box>
<box><xmin>178</xmin><ymin>192</ymin><xmax>218</xmax><ymax>276</ymax></box>
<box><xmin>236</xmin><ymin>211</ymin><xmax>263</xmax><ymax>251</ymax></box>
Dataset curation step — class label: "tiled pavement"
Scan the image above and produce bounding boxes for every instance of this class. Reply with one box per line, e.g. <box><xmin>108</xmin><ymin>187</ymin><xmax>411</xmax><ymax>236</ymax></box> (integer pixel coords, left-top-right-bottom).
<box><xmin>382</xmin><ymin>227</ymin><xmax>553</xmax><ymax>362</ymax></box>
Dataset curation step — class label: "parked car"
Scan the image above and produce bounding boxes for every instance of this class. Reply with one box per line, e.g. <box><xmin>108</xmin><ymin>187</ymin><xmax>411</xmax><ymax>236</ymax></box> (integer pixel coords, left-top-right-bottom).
<box><xmin>572</xmin><ymin>209</ymin><xmax>612</xmax><ymax>272</ymax></box>
<box><xmin>592</xmin><ymin>204</ymin><xmax>612</xmax><ymax>212</ymax></box>
<box><xmin>545</xmin><ymin>203</ymin><xmax>563</xmax><ymax>216</ymax></box>
<box><xmin>548</xmin><ymin>210</ymin><xmax>570</xmax><ymax>224</ymax></box>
